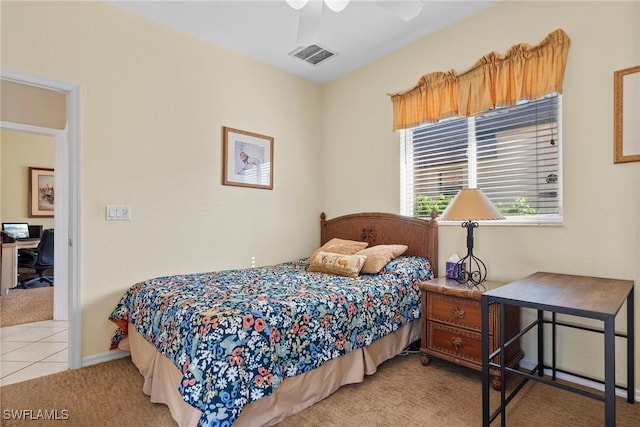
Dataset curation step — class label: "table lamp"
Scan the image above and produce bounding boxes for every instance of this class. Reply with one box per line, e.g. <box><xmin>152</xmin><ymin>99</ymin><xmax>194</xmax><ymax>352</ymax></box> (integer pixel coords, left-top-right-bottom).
<box><xmin>440</xmin><ymin>188</ymin><xmax>504</xmax><ymax>287</ymax></box>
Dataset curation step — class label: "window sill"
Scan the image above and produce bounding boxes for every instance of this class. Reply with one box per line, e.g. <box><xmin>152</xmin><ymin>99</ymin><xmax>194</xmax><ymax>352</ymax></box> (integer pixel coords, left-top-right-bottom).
<box><xmin>438</xmin><ymin>215</ymin><xmax>563</xmax><ymax>227</ymax></box>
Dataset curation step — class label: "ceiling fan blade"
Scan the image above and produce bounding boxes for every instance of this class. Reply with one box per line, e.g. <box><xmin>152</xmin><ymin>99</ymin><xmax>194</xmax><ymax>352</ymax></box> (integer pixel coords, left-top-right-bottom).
<box><xmin>376</xmin><ymin>0</ymin><xmax>424</xmax><ymax>22</ymax></box>
<box><xmin>285</xmin><ymin>0</ymin><xmax>309</xmax><ymax>10</ymax></box>
<box><xmin>324</xmin><ymin>0</ymin><xmax>351</xmax><ymax>13</ymax></box>
<box><xmin>297</xmin><ymin>0</ymin><xmax>323</xmax><ymax>46</ymax></box>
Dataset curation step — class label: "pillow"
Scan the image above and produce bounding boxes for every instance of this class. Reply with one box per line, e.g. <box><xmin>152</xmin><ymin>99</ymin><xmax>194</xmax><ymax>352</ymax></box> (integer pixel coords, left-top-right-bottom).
<box><xmin>356</xmin><ymin>244</ymin><xmax>408</xmax><ymax>274</ymax></box>
<box><xmin>307</xmin><ymin>238</ymin><xmax>368</xmax><ymax>265</ymax></box>
<box><xmin>308</xmin><ymin>251</ymin><xmax>367</xmax><ymax>278</ymax></box>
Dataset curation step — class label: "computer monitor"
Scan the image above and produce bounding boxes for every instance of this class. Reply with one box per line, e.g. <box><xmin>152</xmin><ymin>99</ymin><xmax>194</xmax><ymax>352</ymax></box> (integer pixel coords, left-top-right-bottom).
<box><xmin>28</xmin><ymin>224</ymin><xmax>43</xmax><ymax>239</ymax></box>
<box><xmin>2</xmin><ymin>223</ymin><xmax>30</xmax><ymax>239</ymax></box>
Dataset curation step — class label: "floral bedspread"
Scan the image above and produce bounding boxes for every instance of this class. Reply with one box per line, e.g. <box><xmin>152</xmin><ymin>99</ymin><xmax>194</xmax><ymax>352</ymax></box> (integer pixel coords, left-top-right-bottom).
<box><xmin>109</xmin><ymin>256</ymin><xmax>432</xmax><ymax>427</ymax></box>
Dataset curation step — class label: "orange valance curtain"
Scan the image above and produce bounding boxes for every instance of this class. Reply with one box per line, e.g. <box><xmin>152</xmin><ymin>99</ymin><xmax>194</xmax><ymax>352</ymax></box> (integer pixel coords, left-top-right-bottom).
<box><xmin>390</xmin><ymin>29</ymin><xmax>570</xmax><ymax>131</ymax></box>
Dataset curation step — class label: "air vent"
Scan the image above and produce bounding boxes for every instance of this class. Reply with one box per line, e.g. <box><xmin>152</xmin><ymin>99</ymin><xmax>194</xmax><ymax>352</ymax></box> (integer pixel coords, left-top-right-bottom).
<box><xmin>289</xmin><ymin>44</ymin><xmax>336</xmax><ymax>65</ymax></box>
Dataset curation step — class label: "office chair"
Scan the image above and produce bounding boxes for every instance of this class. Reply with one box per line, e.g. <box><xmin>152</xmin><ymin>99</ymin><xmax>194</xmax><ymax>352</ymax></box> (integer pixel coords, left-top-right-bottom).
<box><xmin>18</xmin><ymin>229</ymin><xmax>54</xmax><ymax>288</ymax></box>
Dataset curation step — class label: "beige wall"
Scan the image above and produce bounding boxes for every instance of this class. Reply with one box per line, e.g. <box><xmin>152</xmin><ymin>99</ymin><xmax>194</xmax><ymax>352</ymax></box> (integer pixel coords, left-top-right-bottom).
<box><xmin>1</xmin><ymin>0</ymin><xmax>639</xmax><ymax>393</ymax></box>
<box><xmin>322</xmin><ymin>1</ymin><xmax>640</xmax><ymax>388</ymax></box>
<box><xmin>0</xmin><ymin>129</ymin><xmax>55</xmax><ymax>230</ymax></box>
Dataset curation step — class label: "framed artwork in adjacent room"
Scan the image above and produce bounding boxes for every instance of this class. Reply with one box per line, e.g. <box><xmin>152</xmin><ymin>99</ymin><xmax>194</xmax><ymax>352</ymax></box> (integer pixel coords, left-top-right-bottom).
<box><xmin>29</xmin><ymin>167</ymin><xmax>55</xmax><ymax>217</ymax></box>
<box><xmin>222</xmin><ymin>127</ymin><xmax>274</xmax><ymax>190</ymax></box>
<box><xmin>614</xmin><ymin>65</ymin><xmax>640</xmax><ymax>163</ymax></box>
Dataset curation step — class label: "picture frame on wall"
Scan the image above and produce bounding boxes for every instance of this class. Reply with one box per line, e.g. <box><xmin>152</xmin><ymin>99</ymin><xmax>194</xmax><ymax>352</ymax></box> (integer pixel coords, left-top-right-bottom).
<box><xmin>614</xmin><ymin>65</ymin><xmax>640</xmax><ymax>163</ymax></box>
<box><xmin>29</xmin><ymin>167</ymin><xmax>54</xmax><ymax>217</ymax></box>
<box><xmin>222</xmin><ymin>126</ymin><xmax>274</xmax><ymax>190</ymax></box>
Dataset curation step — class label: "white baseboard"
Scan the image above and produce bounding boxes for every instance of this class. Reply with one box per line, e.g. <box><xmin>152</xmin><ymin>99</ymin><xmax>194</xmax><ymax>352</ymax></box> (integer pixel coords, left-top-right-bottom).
<box><xmin>519</xmin><ymin>358</ymin><xmax>639</xmax><ymax>402</ymax></box>
<box><xmin>81</xmin><ymin>349</ymin><xmax>130</xmax><ymax>367</ymax></box>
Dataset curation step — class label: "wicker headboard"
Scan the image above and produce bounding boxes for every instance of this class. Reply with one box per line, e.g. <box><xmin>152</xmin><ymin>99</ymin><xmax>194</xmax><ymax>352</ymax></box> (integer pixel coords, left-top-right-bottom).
<box><xmin>320</xmin><ymin>212</ymin><xmax>438</xmax><ymax>277</ymax></box>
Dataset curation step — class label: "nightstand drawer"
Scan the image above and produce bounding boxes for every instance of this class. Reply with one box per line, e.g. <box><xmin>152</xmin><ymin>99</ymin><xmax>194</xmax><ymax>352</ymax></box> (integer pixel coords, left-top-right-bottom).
<box><xmin>425</xmin><ymin>321</ymin><xmax>491</xmax><ymax>365</ymax></box>
<box><xmin>427</xmin><ymin>293</ymin><xmax>482</xmax><ymax>331</ymax></box>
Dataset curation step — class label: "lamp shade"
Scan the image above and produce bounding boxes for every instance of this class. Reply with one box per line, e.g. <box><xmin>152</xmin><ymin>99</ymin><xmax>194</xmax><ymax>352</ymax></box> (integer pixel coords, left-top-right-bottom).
<box><xmin>440</xmin><ymin>188</ymin><xmax>505</xmax><ymax>221</ymax></box>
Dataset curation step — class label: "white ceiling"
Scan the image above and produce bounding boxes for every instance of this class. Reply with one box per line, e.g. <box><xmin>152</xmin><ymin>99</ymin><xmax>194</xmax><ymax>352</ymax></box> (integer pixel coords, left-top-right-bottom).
<box><xmin>107</xmin><ymin>0</ymin><xmax>499</xmax><ymax>84</ymax></box>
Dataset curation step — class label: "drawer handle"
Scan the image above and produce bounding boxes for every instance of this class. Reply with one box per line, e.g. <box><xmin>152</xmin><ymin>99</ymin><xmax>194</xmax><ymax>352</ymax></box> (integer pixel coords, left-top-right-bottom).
<box><xmin>450</xmin><ymin>305</ymin><xmax>465</xmax><ymax>318</ymax></box>
<box><xmin>451</xmin><ymin>336</ymin><xmax>464</xmax><ymax>351</ymax></box>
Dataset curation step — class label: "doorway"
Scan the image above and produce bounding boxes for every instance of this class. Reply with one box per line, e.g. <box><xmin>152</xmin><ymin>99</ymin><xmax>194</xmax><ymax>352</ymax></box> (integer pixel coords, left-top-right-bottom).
<box><xmin>1</xmin><ymin>69</ymin><xmax>81</xmax><ymax>370</ymax></box>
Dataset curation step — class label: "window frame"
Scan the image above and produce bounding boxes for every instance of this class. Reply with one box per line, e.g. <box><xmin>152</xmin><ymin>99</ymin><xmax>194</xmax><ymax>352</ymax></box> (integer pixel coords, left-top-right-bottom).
<box><xmin>400</xmin><ymin>95</ymin><xmax>564</xmax><ymax>226</ymax></box>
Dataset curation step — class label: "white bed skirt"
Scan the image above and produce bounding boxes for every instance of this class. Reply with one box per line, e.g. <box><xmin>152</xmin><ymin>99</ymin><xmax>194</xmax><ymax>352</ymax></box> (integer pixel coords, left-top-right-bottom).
<box><xmin>120</xmin><ymin>319</ymin><xmax>420</xmax><ymax>426</ymax></box>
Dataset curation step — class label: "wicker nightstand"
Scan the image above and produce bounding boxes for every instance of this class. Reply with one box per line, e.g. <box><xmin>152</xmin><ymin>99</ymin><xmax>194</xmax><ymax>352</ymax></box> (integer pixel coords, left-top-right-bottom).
<box><xmin>418</xmin><ymin>277</ymin><xmax>523</xmax><ymax>389</ymax></box>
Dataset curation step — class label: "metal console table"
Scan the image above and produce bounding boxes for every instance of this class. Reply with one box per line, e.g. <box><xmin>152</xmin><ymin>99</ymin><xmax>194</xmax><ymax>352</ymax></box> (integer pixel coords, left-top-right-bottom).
<box><xmin>481</xmin><ymin>272</ymin><xmax>635</xmax><ymax>426</ymax></box>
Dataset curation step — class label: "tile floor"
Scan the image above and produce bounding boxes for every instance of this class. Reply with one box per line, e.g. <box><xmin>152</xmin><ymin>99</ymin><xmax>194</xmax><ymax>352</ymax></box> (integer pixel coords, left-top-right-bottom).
<box><xmin>0</xmin><ymin>320</ymin><xmax>68</xmax><ymax>386</ymax></box>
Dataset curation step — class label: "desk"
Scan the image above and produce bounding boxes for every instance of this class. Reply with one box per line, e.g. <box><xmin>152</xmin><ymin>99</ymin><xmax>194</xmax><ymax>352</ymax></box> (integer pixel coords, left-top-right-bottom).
<box><xmin>1</xmin><ymin>239</ymin><xmax>40</xmax><ymax>294</ymax></box>
<box><xmin>481</xmin><ymin>272</ymin><xmax>635</xmax><ymax>427</ymax></box>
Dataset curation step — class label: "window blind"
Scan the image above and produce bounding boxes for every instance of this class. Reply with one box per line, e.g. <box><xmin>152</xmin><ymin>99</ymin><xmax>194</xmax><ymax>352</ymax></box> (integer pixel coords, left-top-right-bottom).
<box><xmin>401</xmin><ymin>95</ymin><xmax>562</xmax><ymax>224</ymax></box>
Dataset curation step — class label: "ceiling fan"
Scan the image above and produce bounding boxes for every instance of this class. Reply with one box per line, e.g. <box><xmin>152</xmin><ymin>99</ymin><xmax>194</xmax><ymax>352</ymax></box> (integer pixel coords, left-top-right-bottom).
<box><xmin>286</xmin><ymin>0</ymin><xmax>425</xmax><ymax>46</ymax></box>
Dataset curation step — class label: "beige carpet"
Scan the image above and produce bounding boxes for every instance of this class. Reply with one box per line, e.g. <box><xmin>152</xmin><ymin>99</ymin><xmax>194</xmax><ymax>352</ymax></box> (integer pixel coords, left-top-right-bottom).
<box><xmin>0</xmin><ymin>286</ymin><xmax>53</xmax><ymax>327</ymax></box>
<box><xmin>0</xmin><ymin>353</ymin><xmax>637</xmax><ymax>426</ymax></box>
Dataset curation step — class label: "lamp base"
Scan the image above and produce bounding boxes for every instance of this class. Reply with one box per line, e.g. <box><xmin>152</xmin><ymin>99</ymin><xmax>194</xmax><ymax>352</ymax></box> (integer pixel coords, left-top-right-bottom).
<box><xmin>450</xmin><ymin>220</ymin><xmax>487</xmax><ymax>289</ymax></box>
<box><xmin>454</xmin><ymin>253</ymin><xmax>487</xmax><ymax>290</ymax></box>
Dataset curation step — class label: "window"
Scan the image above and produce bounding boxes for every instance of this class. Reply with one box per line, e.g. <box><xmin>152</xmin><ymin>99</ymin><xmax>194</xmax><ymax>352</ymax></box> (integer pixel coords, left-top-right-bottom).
<box><xmin>401</xmin><ymin>95</ymin><xmax>562</xmax><ymax>224</ymax></box>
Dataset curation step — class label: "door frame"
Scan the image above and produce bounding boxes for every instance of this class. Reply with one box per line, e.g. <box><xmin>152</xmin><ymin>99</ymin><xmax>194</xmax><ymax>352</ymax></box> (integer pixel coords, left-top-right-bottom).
<box><xmin>1</xmin><ymin>68</ymin><xmax>81</xmax><ymax>369</ymax></box>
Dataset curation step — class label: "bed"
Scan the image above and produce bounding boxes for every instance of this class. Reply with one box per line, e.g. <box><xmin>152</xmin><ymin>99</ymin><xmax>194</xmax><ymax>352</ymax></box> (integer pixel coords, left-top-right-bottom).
<box><xmin>109</xmin><ymin>211</ymin><xmax>438</xmax><ymax>427</ymax></box>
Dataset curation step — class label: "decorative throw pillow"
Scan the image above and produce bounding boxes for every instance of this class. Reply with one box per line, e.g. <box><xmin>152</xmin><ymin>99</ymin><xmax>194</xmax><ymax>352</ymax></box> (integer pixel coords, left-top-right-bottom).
<box><xmin>308</xmin><ymin>251</ymin><xmax>367</xmax><ymax>278</ymax></box>
<box><xmin>357</xmin><ymin>244</ymin><xmax>408</xmax><ymax>274</ymax></box>
<box><xmin>307</xmin><ymin>238</ymin><xmax>368</xmax><ymax>265</ymax></box>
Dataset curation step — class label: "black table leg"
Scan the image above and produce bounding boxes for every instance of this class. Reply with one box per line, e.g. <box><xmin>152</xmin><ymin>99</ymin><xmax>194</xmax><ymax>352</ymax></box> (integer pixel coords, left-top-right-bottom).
<box><xmin>499</xmin><ymin>301</ymin><xmax>506</xmax><ymax>427</ymax></box>
<box><xmin>482</xmin><ymin>295</ymin><xmax>490</xmax><ymax>426</ymax></box>
<box><xmin>604</xmin><ymin>316</ymin><xmax>615</xmax><ymax>427</ymax></box>
<box><xmin>552</xmin><ymin>312</ymin><xmax>557</xmax><ymax>380</ymax></box>
<box><xmin>537</xmin><ymin>309</ymin><xmax>544</xmax><ymax>376</ymax></box>
<box><xmin>627</xmin><ymin>287</ymin><xmax>635</xmax><ymax>404</ymax></box>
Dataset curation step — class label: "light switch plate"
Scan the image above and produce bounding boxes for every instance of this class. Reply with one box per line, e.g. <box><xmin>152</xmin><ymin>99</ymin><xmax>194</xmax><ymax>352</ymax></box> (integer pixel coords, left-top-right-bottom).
<box><xmin>106</xmin><ymin>205</ymin><xmax>131</xmax><ymax>221</ymax></box>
